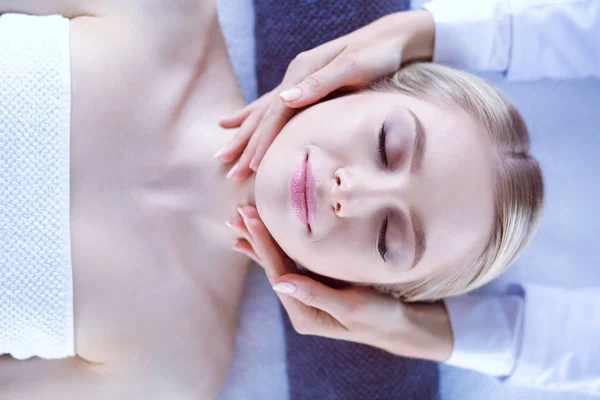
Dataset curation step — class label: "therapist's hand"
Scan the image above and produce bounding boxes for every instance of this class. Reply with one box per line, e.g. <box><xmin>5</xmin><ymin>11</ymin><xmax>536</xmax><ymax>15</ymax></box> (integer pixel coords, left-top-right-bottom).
<box><xmin>215</xmin><ymin>10</ymin><xmax>435</xmax><ymax>180</ymax></box>
<box><xmin>228</xmin><ymin>205</ymin><xmax>453</xmax><ymax>362</ymax></box>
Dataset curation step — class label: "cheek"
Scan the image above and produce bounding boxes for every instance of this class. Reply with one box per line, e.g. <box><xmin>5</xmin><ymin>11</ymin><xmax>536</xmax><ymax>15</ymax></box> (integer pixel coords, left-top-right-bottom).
<box><xmin>281</xmin><ymin>105</ymin><xmax>368</xmax><ymax>153</ymax></box>
<box><xmin>293</xmin><ymin>233</ymin><xmax>374</xmax><ymax>282</ymax></box>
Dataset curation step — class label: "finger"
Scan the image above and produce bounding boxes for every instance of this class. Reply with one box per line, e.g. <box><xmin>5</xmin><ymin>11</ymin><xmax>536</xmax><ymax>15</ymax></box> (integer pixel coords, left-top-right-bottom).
<box><xmin>218</xmin><ymin>87</ymin><xmax>277</xmax><ymax>134</ymax></box>
<box><xmin>273</xmin><ymin>274</ymin><xmax>354</xmax><ymax>322</ymax></box>
<box><xmin>219</xmin><ymin>104</ymin><xmax>254</xmax><ymax>129</ymax></box>
<box><xmin>225</xmin><ymin>214</ymin><xmax>251</xmax><ymax>241</ymax></box>
<box><xmin>236</xmin><ymin>207</ymin><xmax>350</xmax><ymax>337</ymax></box>
<box><xmin>232</xmin><ymin>239</ymin><xmax>260</xmax><ymax>264</ymax></box>
<box><xmin>240</xmin><ymin>211</ymin><xmax>296</xmax><ymax>279</ymax></box>
<box><xmin>216</xmin><ymin>106</ymin><xmax>266</xmax><ymax>163</ymax></box>
<box><xmin>229</xmin><ymin>132</ymin><xmax>260</xmax><ymax>180</ymax></box>
<box><xmin>279</xmin><ymin>55</ymin><xmax>362</xmax><ymax>109</ymax></box>
<box><xmin>236</xmin><ymin>206</ymin><xmax>253</xmax><ymax>230</ymax></box>
<box><xmin>247</xmin><ymin>104</ymin><xmax>296</xmax><ymax>171</ymax></box>
<box><xmin>226</xmin><ymin>147</ymin><xmax>256</xmax><ymax>182</ymax></box>
<box><xmin>278</xmin><ymin>294</ymin><xmax>348</xmax><ymax>338</ymax></box>
<box><xmin>239</xmin><ymin>205</ymin><xmax>259</xmax><ymax>219</ymax></box>
<box><xmin>235</xmin><ymin>206</ymin><xmax>261</xmax><ymax>247</ymax></box>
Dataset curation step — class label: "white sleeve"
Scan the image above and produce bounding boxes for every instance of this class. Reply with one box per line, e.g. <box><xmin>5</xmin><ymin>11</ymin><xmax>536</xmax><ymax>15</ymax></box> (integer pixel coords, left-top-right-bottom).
<box><xmin>444</xmin><ymin>284</ymin><xmax>600</xmax><ymax>394</ymax></box>
<box><xmin>422</xmin><ymin>0</ymin><xmax>600</xmax><ymax>80</ymax></box>
<box><xmin>443</xmin><ymin>287</ymin><xmax>524</xmax><ymax>377</ymax></box>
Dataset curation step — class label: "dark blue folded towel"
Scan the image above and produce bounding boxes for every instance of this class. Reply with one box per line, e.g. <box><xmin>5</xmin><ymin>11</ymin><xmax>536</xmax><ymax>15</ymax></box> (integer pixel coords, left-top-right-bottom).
<box><xmin>283</xmin><ymin>314</ymin><xmax>440</xmax><ymax>400</ymax></box>
<box><xmin>254</xmin><ymin>1</ymin><xmax>440</xmax><ymax>399</ymax></box>
<box><xmin>256</xmin><ymin>0</ymin><xmax>410</xmax><ymax>94</ymax></box>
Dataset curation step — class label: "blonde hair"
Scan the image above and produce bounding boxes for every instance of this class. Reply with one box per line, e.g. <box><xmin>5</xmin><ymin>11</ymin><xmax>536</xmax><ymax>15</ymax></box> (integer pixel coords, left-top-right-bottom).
<box><xmin>370</xmin><ymin>63</ymin><xmax>544</xmax><ymax>302</ymax></box>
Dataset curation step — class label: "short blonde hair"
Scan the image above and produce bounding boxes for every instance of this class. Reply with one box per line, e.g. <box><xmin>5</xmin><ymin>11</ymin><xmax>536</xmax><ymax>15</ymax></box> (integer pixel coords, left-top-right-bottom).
<box><xmin>370</xmin><ymin>63</ymin><xmax>544</xmax><ymax>302</ymax></box>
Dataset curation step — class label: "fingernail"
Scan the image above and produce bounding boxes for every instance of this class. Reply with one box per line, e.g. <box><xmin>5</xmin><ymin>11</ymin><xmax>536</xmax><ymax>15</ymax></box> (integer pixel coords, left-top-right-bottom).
<box><xmin>231</xmin><ymin>243</ymin><xmax>244</xmax><ymax>254</ymax></box>
<box><xmin>273</xmin><ymin>282</ymin><xmax>297</xmax><ymax>295</ymax></box>
<box><xmin>249</xmin><ymin>158</ymin><xmax>259</xmax><ymax>172</ymax></box>
<box><xmin>226</xmin><ymin>162</ymin><xmax>239</xmax><ymax>179</ymax></box>
<box><xmin>280</xmin><ymin>88</ymin><xmax>302</xmax><ymax>102</ymax></box>
<box><xmin>213</xmin><ymin>147</ymin><xmax>227</xmax><ymax>159</ymax></box>
<box><xmin>237</xmin><ymin>207</ymin><xmax>248</xmax><ymax>222</ymax></box>
<box><xmin>237</xmin><ymin>208</ymin><xmax>252</xmax><ymax>228</ymax></box>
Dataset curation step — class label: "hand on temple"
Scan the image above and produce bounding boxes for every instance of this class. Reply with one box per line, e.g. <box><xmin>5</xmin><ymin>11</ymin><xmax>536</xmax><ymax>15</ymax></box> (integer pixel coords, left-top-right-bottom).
<box><xmin>215</xmin><ymin>10</ymin><xmax>435</xmax><ymax>181</ymax></box>
<box><xmin>227</xmin><ymin>205</ymin><xmax>454</xmax><ymax>363</ymax></box>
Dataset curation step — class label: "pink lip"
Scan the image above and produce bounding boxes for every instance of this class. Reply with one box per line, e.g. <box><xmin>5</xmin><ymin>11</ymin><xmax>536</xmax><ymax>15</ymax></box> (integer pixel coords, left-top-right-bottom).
<box><xmin>290</xmin><ymin>153</ymin><xmax>317</xmax><ymax>229</ymax></box>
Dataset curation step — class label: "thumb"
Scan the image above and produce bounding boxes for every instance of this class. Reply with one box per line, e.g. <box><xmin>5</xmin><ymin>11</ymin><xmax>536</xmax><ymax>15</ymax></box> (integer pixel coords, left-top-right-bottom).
<box><xmin>279</xmin><ymin>58</ymin><xmax>360</xmax><ymax>108</ymax></box>
<box><xmin>273</xmin><ymin>274</ymin><xmax>354</xmax><ymax>322</ymax></box>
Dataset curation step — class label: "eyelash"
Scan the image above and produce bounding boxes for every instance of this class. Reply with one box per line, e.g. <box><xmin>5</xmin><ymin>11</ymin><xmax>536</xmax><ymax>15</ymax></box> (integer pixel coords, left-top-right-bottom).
<box><xmin>378</xmin><ymin>122</ymin><xmax>388</xmax><ymax>168</ymax></box>
<box><xmin>378</xmin><ymin>214</ymin><xmax>388</xmax><ymax>261</ymax></box>
<box><xmin>377</xmin><ymin>122</ymin><xmax>389</xmax><ymax>262</ymax></box>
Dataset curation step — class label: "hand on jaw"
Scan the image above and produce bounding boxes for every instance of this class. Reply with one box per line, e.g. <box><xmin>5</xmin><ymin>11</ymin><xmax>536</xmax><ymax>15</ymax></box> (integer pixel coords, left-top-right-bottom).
<box><xmin>226</xmin><ymin>205</ymin><xmax>453</xmax><ymax>362</ymax></box>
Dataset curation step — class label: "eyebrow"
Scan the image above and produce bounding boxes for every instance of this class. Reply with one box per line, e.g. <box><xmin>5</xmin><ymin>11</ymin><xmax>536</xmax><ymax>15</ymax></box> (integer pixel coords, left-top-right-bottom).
<box><xmin>409</xmin><ymin>207</ymin><xmax>426</xmax><ymax>269</ymax></box>
<box><xmin>408</xmin><ymin>109</ymin><xmax>426</xmax><ymax>173</ymax></box>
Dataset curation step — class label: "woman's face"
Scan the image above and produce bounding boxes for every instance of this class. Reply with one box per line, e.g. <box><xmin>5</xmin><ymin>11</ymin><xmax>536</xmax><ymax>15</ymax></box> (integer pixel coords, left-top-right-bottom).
<box><xmin>254</xmin><ymin>92</ymin><xmax>496</xmax><ymax>285</ymax></box>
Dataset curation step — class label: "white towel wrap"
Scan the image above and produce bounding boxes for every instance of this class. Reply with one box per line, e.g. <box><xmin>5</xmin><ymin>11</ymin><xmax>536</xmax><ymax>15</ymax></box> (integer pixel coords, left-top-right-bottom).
<box><xmin>0</xmin><ymin>13</ymin><xmax>74</xmax><ymax>360</ymax></box>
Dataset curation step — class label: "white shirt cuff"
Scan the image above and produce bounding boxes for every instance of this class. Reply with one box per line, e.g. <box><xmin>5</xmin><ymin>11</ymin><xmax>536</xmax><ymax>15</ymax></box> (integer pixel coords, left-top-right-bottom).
<box><xmin>507</xmin><ymin>284</ymin><xmax>600</xmax><ymax>393</ymax></box>
<box><xmin>423</xmin><ymin>0</ymin><xmax>511</xmax><ymax>73</ymax></box>
<box><xmin>443</xmin><ymin>292</ymin><xmax>524</xmax><ymax>377</ymax></box>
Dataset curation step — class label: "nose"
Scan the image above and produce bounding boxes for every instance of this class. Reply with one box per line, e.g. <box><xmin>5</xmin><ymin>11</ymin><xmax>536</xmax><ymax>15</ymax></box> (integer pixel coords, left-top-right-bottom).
<box><xmin>331</xmin><ymin>167</ymin><xmax>401</xmax><ymax>218</ymax></box>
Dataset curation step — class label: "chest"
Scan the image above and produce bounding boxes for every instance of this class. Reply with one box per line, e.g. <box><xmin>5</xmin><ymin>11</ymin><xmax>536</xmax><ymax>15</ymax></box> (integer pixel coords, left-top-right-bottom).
<box><xmin>65</xmin><ymin>15</ymin><xmax>249</xmax><ymax>371</ymax></box>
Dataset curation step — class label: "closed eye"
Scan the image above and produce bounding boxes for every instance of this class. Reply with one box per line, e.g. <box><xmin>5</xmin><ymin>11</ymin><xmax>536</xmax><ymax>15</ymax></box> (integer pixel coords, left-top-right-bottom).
<box><xmin>378</xmin><ymin>122</ymin><xmax>388</xmax><ymax>168</ymax></box>
<box><xmin>377</xmin><ymin>215</ymin><xmax>388</xmax><ymax>261</ymax></box>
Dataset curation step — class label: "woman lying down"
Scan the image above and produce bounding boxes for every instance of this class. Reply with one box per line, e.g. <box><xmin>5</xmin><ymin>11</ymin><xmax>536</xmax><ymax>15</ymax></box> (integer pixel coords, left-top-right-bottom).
<box><xmin>0</xmin><ymin>1</ymin><xmax>543</xmax><ymax>399</ymax></box>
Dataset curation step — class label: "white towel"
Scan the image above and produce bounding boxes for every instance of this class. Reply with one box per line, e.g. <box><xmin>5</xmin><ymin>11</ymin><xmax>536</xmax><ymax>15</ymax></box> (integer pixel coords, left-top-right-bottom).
<box><xmin>0</xmin><ymin>13</ymin><xmax>74</xmax><ymax>359</ymax></box>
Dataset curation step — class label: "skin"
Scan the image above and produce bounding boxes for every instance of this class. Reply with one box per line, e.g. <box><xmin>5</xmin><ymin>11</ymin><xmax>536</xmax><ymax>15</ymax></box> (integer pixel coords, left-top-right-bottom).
<box><xmin>255</xmin><ymin>91</ymin><xmax>496</xmax><ymax>286</ymax></box>
<box><xmin>1</xmin><ymin>1</ymin><xmax>255</xmax><ymax>399</ymax></box>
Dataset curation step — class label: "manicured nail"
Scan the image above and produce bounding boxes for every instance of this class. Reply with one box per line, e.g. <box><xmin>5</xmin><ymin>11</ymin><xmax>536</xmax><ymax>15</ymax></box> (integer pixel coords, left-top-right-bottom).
<box><xmin>231</xmin><ymin>243</ymin><xmax>245</xmax><ymax>255</ymax></box>
<box><xmin>226</xmin><ymin>162</ymin><xmax>239</xmax><ymax>179</ymax></box>
<box><xmin>249</xmin><ymin>157</ymin><xmax>259</xmax><ymax>172</ymax></box>
<box><xmin>213</xmin><ymin>147</ymin><xmax>227</xmax><ymax>159</ymax></box>
<box><xmin>225</xmin><ymin>221</ymin><xmax>236</xmax><ymax>230</ymax></box>
<box><xmin>273</xmin><ymin>282</ymin><xmax>297</xmax><ymax>295</ymax></box>
<box><xmin>280</xmin><ymin>88</ymin><xmax>302</xmax><ymax>102</ymax></box>
<box><xmin>237</xmin><ymin>207</ymin><xmax>248</xmax><ymax>223</ymax></box>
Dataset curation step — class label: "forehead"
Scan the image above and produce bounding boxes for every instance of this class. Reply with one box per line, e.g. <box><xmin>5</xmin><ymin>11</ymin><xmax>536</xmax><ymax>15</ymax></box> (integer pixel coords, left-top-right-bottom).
<box><xmin>400</xmin><ymin>94</ymin><xmax>496</xmax><ymax>276</ymax></box>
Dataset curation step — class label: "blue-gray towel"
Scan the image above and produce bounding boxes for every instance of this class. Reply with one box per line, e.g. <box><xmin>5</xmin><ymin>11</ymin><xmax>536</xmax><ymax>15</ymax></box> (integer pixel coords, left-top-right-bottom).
<box><xmin>254</xmin><ymin>1</ymin><xmax>440</xmax><ymax>399</ymax></box>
